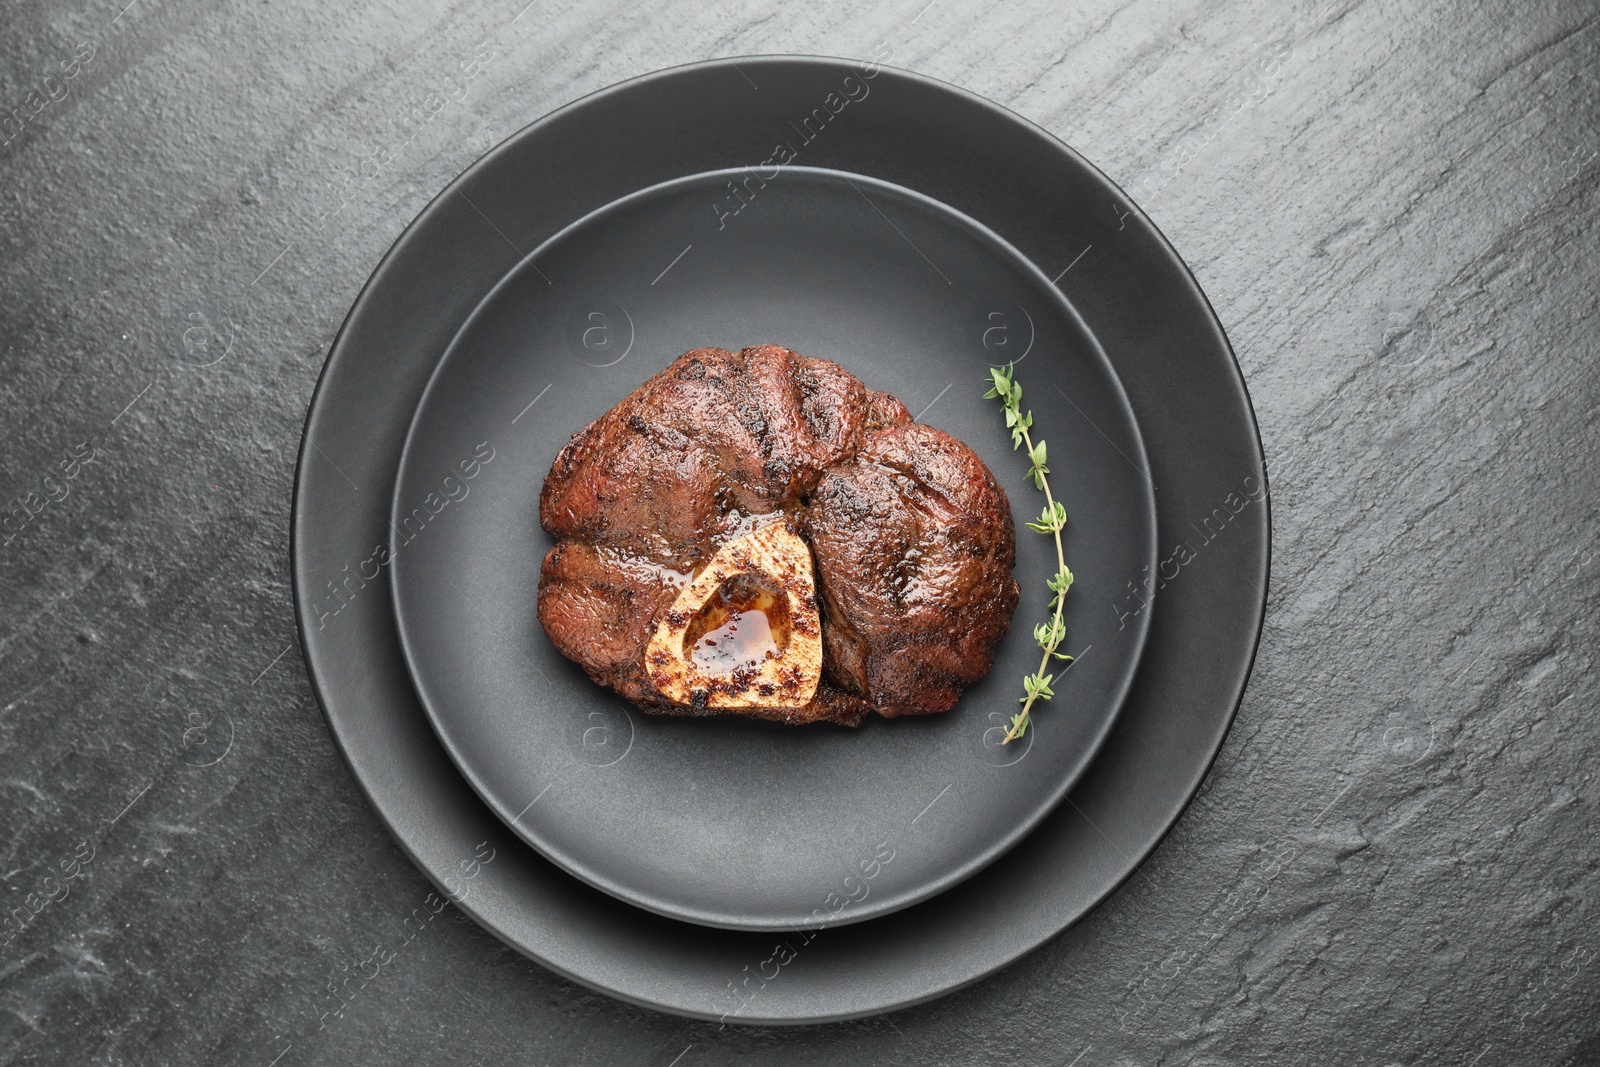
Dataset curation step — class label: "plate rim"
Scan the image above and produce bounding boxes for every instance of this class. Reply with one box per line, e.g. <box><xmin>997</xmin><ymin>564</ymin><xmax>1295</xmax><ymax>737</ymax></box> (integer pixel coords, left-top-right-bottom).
<box><xmin>385</xmin><ymin>162</ymin><xmax>1160</xmax><ymax>932</ymax></box>
<box><xmin>291</xmin><ymin>53</ymin><xmax>1270</xmax><ymax>1024</ymax></box>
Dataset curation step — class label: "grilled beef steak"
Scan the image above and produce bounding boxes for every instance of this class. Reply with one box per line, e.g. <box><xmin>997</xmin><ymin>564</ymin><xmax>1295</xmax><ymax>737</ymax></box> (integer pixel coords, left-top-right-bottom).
<box><xmin>537</xmin><ymin>345</ymin><xmax>1019</xmax><ymax>726</ymax></box>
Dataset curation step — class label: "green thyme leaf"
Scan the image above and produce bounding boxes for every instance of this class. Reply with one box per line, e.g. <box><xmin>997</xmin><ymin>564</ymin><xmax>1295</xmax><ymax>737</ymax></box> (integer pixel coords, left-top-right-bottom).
<box><xmin>1026</xmin><ymin>501</ymin><xmax>1067</xmax><ymax>534</ymax></box>
<box><xmin>1038</xmin><ymin>503</ymin><xmax>1059</xmax><ymax>529</ymax></box>
<box><xmin>1048</xmin><ymin>565</ymin><xmax>1074</xmax><ymax>594</ymax></box>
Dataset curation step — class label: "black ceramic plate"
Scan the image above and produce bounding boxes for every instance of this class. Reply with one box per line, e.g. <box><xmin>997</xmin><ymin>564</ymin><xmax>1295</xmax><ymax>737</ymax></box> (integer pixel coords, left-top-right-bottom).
<box><xmin>390</xmin><ymin>167</ymin><xmax>1156</xmax><ymax>931</ymax></box>
<box><xmin>293</xmin><ymin>56</ymin><xmax>1267</xmax><ymax>1022</ymax></box>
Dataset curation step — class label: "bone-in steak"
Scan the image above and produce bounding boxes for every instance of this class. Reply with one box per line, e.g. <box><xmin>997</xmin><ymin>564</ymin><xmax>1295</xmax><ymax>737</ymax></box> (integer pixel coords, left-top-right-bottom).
<box><xmin>537</xmin><ymin>345</ymin><xmax>1018</xmax><ymax>726</ymax></box>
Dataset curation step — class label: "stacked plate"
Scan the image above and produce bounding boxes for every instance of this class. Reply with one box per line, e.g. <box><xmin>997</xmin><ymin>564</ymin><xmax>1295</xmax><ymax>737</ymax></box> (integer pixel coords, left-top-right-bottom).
<box><xmin>292</xmin><ymin>56</ymin><xmax>1268</xmax><ymax>1024</ymax></box>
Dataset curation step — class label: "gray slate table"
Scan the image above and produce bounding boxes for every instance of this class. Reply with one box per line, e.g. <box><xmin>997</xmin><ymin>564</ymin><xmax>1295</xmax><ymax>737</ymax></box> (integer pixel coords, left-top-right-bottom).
<box><xmin>2</xmin><ymin>0</ymin><xmax>1596</xmax><ymax>1063</ymax></box>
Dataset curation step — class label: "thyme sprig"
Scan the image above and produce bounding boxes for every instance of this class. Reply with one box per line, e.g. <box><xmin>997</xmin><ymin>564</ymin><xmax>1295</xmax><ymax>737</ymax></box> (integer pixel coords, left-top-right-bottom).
<box><xmin>984</xmin><ymin>364</ymin><xmax>1075</xmax><ymax>743</ymax></box>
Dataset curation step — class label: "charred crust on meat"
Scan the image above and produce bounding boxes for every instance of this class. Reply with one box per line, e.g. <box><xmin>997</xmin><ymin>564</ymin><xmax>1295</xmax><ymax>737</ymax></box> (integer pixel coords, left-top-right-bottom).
<box><xmin>536</xmin><ymin>345</ymin><xmax>1018</xmax><ymax>727</ymax></box>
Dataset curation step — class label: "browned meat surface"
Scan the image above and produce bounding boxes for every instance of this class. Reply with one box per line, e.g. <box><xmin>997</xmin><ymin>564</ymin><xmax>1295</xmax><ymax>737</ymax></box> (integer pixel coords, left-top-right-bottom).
<box><xmin>537</xmin><ymin>345</ymin><xmax>1018</xmax><ymax>726</ymax></box>
<box><xmin>801</xmin><ymin>423</ymin><xmax>1019</xmax><ymax>717</ymax></box>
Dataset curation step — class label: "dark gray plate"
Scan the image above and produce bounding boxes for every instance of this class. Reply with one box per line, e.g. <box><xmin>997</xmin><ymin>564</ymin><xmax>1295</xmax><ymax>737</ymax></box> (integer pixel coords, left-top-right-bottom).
<box><xmin>292</xmin><ymin>56</ymin><xmax>1268</xmax><ymax>1022</ymax></box>
<box><xmin>389</xmin><ymin>167</ymin><xmax>1157</xmax><ymax>931</ymax></box>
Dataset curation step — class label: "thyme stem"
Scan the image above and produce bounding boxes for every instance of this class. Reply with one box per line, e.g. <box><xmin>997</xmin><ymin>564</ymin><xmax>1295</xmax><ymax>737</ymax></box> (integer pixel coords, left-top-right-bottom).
<box><xmin>1005</xmin><ymin>418</ymin><xmax>1066</xmax><ymax>744</ymax></box>
<box><xmin>983</xmin><ymin>364</ymin><xmax>1075</xmax><ymax>744</ymax></box>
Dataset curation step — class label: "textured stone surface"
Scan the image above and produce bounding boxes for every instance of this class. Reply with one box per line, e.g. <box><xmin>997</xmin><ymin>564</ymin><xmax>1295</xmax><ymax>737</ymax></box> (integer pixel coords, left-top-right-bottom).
<box><xmin>1</xmin><ymin>0</ymin><xmax>1596</xmax><ymax>1063</ymax></box>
